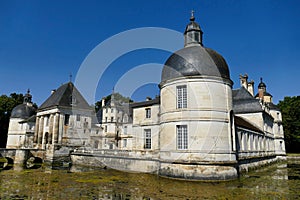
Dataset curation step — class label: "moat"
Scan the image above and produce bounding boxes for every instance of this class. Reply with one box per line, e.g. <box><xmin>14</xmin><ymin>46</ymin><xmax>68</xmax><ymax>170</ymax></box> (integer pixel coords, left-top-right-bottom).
<box><xmin>0</xmin><ymin>158</ymin><xmax>299</xmax><ymax>199</ymax></box>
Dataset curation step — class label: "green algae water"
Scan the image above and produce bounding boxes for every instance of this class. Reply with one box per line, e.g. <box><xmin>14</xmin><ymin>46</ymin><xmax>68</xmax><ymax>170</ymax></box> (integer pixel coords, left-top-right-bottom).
<box><xmin>0</xmin><ymin>160</ymin><xmax>299</xmax><ymax>199</ymax></box>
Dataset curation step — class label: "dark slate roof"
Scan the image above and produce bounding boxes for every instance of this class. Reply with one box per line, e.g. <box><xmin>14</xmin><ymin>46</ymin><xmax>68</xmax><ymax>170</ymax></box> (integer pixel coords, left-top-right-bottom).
<box><xmin>161</xmin><ymin>46</ymin><xmax>231</xmax><ymax>84</ymax></box>
<box><xmin>267</xmin><ymin>102</ymin><xmax>280</xmax><ymax>111</ymax></box>
<box><xmin>234</xmin><ymin>116</ymin><xmax>263</xmax><ymax>133</ymax></box>
<box><xmin>38</xmin><ymin>82</ymin><xmax>92</xmax><ymax>111</ymax></box>
<box><xmin>19</xmin><ymin>115</ymin><xmax>36</xmax><ymax>123</ymax></box>
<box><xmin>232</xmin><ymin>87</ymin><xmax>263</xmax><ymax>114</ymax></box>
<box><xmin>184</xmin><ymin>19</ymin><xmax>202</xmax><ymax>34</ymax></box>
<box><xmin>11</xmin><ymin>104</ymin><xmax>37</xmax><ymax>119</ymax></box>
<box><xmin>130</xmin><ymin>96</ymin><xmax>160</xmax><ymax>108</ymax></box>
<box><xmin>258</xmin><ymin>81</ymin><xmax>266</xmax><ymax>88</ymax></box>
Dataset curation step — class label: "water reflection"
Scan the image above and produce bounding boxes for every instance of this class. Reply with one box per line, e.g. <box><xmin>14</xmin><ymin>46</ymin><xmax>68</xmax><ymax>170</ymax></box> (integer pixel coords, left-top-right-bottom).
<box><xmin>288</xmin><ymin>163</ymin><xmax>300</xmax><ymax>180</ymax></box>
<box><xmin>0</xmin><ymin>160</ymin><xmax>300</xmax><ymax>199</ymax></box>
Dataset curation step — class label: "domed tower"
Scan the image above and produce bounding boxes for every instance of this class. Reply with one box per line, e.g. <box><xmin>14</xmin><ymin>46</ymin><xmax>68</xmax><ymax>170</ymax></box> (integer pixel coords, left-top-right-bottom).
<box><xmin>7</xmin><ymin>90</ymin><xmax>37</xmax><ymax>148</ymax></box>
<box><xmin>159</xmin><ymin>12</ymin><xmax>237</xmax><ymax>180</ymax></box>
<box><xmin>255</xmin><ymin>78</ymin><xmax>273</xmax><ymax>103</ymax></box>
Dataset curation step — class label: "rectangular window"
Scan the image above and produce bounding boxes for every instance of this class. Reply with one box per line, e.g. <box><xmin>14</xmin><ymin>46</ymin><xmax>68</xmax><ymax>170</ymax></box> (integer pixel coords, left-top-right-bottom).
<box><xmin>145</xmin><ymin>108</ymin><xmax>151</xmax><ymax>118</ymax></box>
<box><xmin>76</xmin><ymin>114</ymin><xmax>80</xmax><ymax>121</ymax></box>
<box><xmin>177</xmin><ymin>125</ymin><xmax>188</xmax><ymax>149</ymax></box>
<box><xmin>177</xmin><ymin>85</ymin><xmax>187</xmax><ymax>109</ymax></box>
<box><xmin>45</xmin><ymin>115</ymin><xmax>50</xmax><ymax>126</ymax></box>
<box><xmin>94</xmin><ymin>141</ymin><xmax>99</xmax><ymax>149</ymax></box>
<box><xmin>105</xmin><ymin>117</ymin><xmax>107</xmax><ymax>122</ymax></box>
<box><xmin>106</xmin><ymin>108</ymin><xmax>108</xmax><ymax>113</ymax></box>
<box><xmin>111</xmin><ymin>108</ymin><xmax>113</xmax><ymax>113</ymax></box>
<box><xmin>64</xmin><ymin>114</ymin><xmax>70</xmax><ymax>125</ymax></box>
<box><xmin>144</xmin><ymin>129</ymin><xmax>151</xmax><ymax>149</ymax></box>
<box><xmin>123</xmin><ymin>139</ymin><xmax>127</xmax><ymax>148</ymax></box>
<box><xmin>104</xmin><ymin>125</ymin><xmax>107</xmax><ymax>132</ymax></box>
<box><xmin>124</xmin><ymin>126</ymin><xmax>127</xmax><ymax>135</ymax></box>
<box><xmin>111</xmin><ymin>117</ymin><xmax>114</xmax><ymax>122</ymax></box>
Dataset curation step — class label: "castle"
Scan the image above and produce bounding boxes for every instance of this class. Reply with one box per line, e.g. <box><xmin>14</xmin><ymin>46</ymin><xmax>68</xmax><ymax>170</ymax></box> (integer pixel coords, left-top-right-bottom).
<box><xmin>5</xmin><ymin>14</ymin><xmax>286</xmax><ymax>180</ymax></box>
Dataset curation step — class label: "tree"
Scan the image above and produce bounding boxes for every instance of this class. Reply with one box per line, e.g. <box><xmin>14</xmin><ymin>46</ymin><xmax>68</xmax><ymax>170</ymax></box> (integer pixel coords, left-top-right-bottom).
<box><xmin>277</xmin><ymin>96</ymin><xmax>300</xmax><ymax>153</ymax></box>
<box><xmin>0</xmin><ymin>93</ymin><xmax>25</xmax><ymax>147</ymax></box>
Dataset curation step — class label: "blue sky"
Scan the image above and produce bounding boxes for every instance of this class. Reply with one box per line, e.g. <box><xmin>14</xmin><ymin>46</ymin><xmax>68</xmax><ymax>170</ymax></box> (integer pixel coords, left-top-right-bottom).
<box><xmin>0</xmin><ymin>0</ymin><xmax>299</xmax><ymax>105</ymax></box>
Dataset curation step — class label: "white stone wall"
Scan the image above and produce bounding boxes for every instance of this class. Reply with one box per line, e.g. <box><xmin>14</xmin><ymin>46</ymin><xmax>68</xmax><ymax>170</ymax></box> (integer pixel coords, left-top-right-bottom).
<box><xmin>7</xmin><ymin>118</ymin><xmax>34</xmax><ymax>148</ymax></box>
<box><xmin>236</xmin><ymin>113</ymin><xmax>264</xmax><ymax>130</ymax></box>
<box><xmin>236</xmin><ymin>126</ymin><xmax>275</xmax><ymax>159</ymax></box>
<box><xmin>160</xmin><ymin>77</ymin><xmax>235</xmax><ymax>163</ymax></box>
<box><xmin>130</xmin><ymin>103</ymin><xmax>160</xmax><ymax>151</ymax></box>
<box><xmin>269</xmin><ymin>109</ymin><xmax>286</xmax><ymax>156</ymax></box>
<box><xmin>100</xmin><ymin>104</ymin><xmax>133</xmax><ymax>150</ymax></box>
<box><xmin>132</xmin><ymin>104</ymin><xmax>160</xmax><ymax>125</ymax></box>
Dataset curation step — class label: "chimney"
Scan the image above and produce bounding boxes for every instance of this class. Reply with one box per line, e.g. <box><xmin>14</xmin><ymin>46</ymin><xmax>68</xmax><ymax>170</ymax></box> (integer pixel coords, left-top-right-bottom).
<box><xmin>247</xmin><ymin>80</ymin><xmax>254</xmax><ymax>96</ymax></box>
<box><xmin>258</xmin><ymin>89</ymin><xmax>264</xmax><ymax>101</ymax></box>
<box><xmin>146</xmin><ymin>97</ymin><xmax>152</xmax><ymax>101</ymax></box>
<box><xmin>239</xmin><ymin>74</ymin><xmax>248</xmax><ymax>89</ymax></box>
<box><xmin>51</xmin><ymin>89</ymin><xmax>56</xmax><ymax>94</ymax></box>
<box><xmin>101</xmin><ymin>98</ymin><xmax>105</xmax><ymax>107</ymax></box>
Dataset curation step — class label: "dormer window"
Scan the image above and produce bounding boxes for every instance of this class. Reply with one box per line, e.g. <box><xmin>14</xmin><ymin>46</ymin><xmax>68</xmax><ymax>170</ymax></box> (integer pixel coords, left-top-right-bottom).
<box><xmin>70</xmin><ymin>95</ymin><xmax>76</xmax><ymax>105</ymax></box>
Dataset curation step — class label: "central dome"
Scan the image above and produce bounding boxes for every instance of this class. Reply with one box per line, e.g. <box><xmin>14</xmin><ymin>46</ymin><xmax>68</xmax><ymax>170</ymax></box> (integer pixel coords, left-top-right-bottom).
<box><xmin>160</xmin><ymin>14</ymin><xmax>231</xmax><ymax>84</ymax></box>
<box><xmin>11</xmin><ymin>103</ymin><xmax>36</xmax><ymax>119</ymax></box>
<box><xmin>161</xmin><ymin>46</ymin><xmax>230</xmax><ymax>83</ymax></box>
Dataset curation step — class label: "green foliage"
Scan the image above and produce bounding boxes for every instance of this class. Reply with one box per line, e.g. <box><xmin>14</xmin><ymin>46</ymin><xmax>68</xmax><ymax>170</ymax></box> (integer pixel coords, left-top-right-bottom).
<box><xmin>0</xmin><ymin>93</ymin><xmax>25</xmax><ymax>147</ymax></box>
<box><xmin>277</xmin><ymin>96</ymin><xmax>300</xmax><ymax>153</ymax></box>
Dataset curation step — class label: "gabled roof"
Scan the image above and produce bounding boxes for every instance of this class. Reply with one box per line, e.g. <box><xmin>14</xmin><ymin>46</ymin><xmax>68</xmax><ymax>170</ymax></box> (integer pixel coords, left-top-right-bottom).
<box><xmin>38</xmin><ymin>82</ymin><xmax>92</xmax><ymax>111</ymax></box>
<box><xmin>232</xmin><ymin>87</ymin><xmax>263</xmax><ymax>114</ymax></box>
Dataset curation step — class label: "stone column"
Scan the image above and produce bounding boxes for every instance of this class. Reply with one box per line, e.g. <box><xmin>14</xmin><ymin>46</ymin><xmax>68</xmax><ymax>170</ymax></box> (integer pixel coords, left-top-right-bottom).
<box><xmin>38</xmin><ymin>116</ymin><xmax>44</xmax><ymax>145</ymax></box>
<box><xmin>53</xmin><ymin>113</ymin><xmax>60</xmax><ymax>144</ymax></box>
<box><xmin>48</xmin><ymin>114</ymin><xmax>54</xmax><ymax>144</ymax></box>
<box><xmin>33</xmin><ymin>116</ymin><xmax>39</xmax><ymax>144</ymax></box>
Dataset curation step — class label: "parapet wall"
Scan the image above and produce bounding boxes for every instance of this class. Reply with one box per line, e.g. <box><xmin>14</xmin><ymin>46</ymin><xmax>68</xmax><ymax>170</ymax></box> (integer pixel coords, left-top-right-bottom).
<box><xmin>70</xmin><ymin>149</ymin><xmax>286</xmax><ymax>181</ymax></box>
<box><xmin>238</xmin><ymin>155</ymin><xmax>286</xmax><ymax>173</ymax></box>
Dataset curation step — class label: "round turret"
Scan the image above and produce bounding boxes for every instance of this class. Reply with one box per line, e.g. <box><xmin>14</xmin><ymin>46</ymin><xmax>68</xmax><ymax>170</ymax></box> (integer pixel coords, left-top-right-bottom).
<box><xmin>10</xmin><ymin>90</ymin><xmax>36</xmax><ymax>119</ymax></box>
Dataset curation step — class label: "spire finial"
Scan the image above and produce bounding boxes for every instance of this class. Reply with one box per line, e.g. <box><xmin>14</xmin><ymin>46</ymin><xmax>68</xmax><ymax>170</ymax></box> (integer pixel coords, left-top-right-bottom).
<box><xmin>24</xmin><ymin>88</ymin><xmax>32</xmax><ymax>103</ymax></box>
<box><xmin>190</xmin><ymin>10</ymin><xmax>195</xmax><ymax>21</ymax></box>
<box><xmin>69</xmin><ymin>73</ymin><xmax>72</xmax><ymax>83</ymax></box>
<box><xmin>260</xmin><ymin>77</ymin><xmax>263</xmax><ymax>83</ymax></box>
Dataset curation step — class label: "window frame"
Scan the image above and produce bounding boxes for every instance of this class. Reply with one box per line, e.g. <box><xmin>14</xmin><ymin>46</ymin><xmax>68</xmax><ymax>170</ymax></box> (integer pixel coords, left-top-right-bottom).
<box><xmin>123</xmin><ymin>139</ymin><xmax>127</xmax><ymax>148</ymax></box>
<box><xmin>176</xmin><ymin>85</ymin><xmax>187</xmax><ymax>109</ymax></box>
<box><xmin>144</xmin><ymin>129</ymin><xmax>151</xmax><ymax>149</ymax></box>
<box><xmin>145</xmin><ymin>108</ymin><xmax>151</xmax><ymax>118</ymax></box>
<box><xmin>76</xmin><ymin>114</ymin><xmax>81</xmax><ymax>121</ymax></box>
<box><xmin>177</xmin><ymin>125</ymin><xmax>188</xmax><ymax>150</ymax></box>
